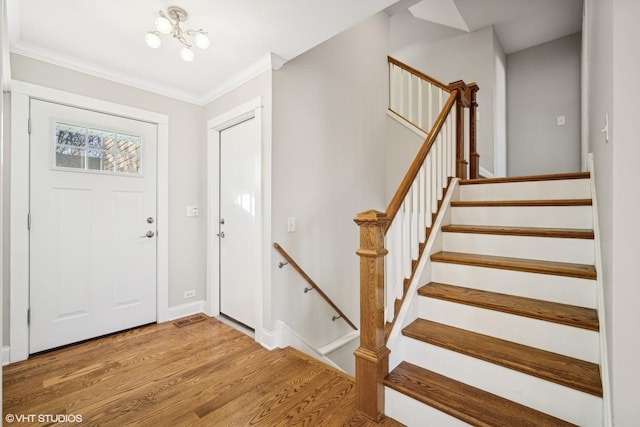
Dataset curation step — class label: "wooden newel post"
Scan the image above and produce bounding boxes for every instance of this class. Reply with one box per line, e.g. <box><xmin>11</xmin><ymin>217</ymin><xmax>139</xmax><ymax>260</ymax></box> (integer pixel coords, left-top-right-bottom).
<box><xmin>449</xmin><ymin>80</ymin><xmax>469</xmax><ymax>180</ymax></box>
<box><xmin>353</xmin><ymin>209</ymin><xmax>390</xmax><ymax>421</ymax></box>
<box><xmin>468</xmin><ymin>83</ymin><xmax>480</xmax><ymax>179</ymax></box>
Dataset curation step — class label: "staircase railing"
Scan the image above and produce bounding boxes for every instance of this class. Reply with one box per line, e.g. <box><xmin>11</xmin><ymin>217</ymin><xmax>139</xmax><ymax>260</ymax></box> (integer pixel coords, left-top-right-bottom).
<box><xmin>273</xmin><ymin>242</ymin><xmax>357</xmax><ymax>330</ymax></box>
<box><xmin>353</xmin><ymin>57</ymin><xmax>479</xmax><ymax>421</ymax></box>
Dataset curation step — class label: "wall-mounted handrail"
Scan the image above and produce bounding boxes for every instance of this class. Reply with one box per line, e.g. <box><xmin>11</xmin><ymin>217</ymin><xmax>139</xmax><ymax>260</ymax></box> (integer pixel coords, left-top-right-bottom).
<box><xmin>273</xmin><ymin>242</ymin><xmax>358</xmax><ymax>330</ymax></box>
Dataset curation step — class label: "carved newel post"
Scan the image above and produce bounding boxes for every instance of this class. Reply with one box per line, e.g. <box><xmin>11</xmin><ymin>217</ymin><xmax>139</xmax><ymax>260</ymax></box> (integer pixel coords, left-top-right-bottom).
<box><xmin>353</xmin><ymin>210</ymin><xmax>390</xmax><ymax>421</ymax></box>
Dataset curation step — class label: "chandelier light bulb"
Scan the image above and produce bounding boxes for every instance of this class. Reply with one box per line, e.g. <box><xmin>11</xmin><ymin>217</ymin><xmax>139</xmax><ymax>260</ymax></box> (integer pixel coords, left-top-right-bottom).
<box><xmin>194</xmin><ymin>33</ymin><xmax>210</xmax><ymax>49</ymax></box>
<box><xmin>145</xmin><ymin>32</ymin><xmax>162</xmax><ymax>49</ymax></box>
<box><xmin>180</xmin><ymin>47</ymin><xmax>195</xmax><ymax>62</ymax></box>
<box><xmin>155</xmin><ymin>15</ymin><xmax>172</xmax><ymax>34</ymax></box>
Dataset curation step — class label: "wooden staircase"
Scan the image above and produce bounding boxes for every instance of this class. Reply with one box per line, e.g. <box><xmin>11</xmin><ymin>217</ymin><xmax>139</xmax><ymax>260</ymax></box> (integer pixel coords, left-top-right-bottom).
<box><xmin>383</xmin><ymin>172</ymin><xmax>605</xmax><ymax>426</ymax></box>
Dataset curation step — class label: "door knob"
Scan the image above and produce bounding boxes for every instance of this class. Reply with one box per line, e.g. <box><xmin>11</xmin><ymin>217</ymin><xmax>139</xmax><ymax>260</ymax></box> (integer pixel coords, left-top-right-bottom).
<box><xmin>217</xmin><ymin>231</ymin><xmax>225</xmax><ymax>238</ymax></box>
<box><xmin>140</xmin><ymin>230</ymin><xmax>155</xmax><ymax>238</ymax></box>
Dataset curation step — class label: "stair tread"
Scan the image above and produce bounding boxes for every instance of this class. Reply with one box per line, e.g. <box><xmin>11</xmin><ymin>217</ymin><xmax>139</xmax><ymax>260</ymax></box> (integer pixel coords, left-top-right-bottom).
<box><xmin>386</xmin><ymin>361</ymin><xmax>578</xmax><ymax>427</ymax></box>
<box><xmin>441</xmin><ymin>224</ymin><xmax>594</xmax><ymax>239</ymax></box>
<box><xmin>419</xmin><ymin>282</ymin><xmax>599</xmax><ymax>331</ymax></box>
<box><xmin>461</xmin><ymin>172</ymin><xmax>590</xmax><ymax>185</ymax></box>
<box><xmin>403</xmin><ymin>319</ymin><xmax>603</xmax><ymax>397</ymax></box>
<box><xmin>451</xmin><ymin>199</ymin><xmax>592</xmax><ymax>207</ymax></box>
<box><xmin>431</xmin><ymin>251</ymin><xmax>597</xmax><ymax>279</ymax></box>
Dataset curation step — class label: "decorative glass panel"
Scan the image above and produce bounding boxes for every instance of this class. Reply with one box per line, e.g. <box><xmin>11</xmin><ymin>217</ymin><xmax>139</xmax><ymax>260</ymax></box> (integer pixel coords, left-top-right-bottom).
<box><xmin>56</xmin><ymin>147</ymin><xmax>85</xmax><ymax>169</ymax></box>
<box><xmin>117</xmin><ymin>134</ymin><xmax>141</xmax><ymax>155</ymax></box>
<box><xmin>117</xmin><ymin>154</ymin><xmax>140</xmax><ymax>174</ymax></box>
<box><xmin>56</xmin><ymin>123</ymin><xmax>86</xmax><ymax>147</ymax></box>
<box><xmin>54</xmin><ymin>122</ymin><xmax>142</xmax><ymax>175</ymax></box>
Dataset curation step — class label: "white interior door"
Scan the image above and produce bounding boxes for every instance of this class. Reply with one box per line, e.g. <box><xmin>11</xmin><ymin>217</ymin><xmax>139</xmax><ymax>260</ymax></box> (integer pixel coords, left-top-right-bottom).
<box><xmin>29</xmin><ymin>99</ymin><xmax>158</xmax><ymax>353</ymax></box>
<box><xmin>219</xmin><ymin>117</ymin><xmax>260</xmax><ymax>329</ymax></box>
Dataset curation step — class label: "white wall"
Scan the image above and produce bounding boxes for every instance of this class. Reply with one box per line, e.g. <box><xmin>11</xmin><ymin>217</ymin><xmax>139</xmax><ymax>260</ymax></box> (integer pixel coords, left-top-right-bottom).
<box><xmin>391</xmin><ymin>25</ymin><xmax>501</xmax><ymax>175</ymax></box>
<box><xmin>609</xmin><ymin>0</ymin><xmax>640</xmax><ymax>424</ymax></box>
<box><xmin>270</xmin><ymin>12</ymin><xmax>389</xmax><ymax>348</ymax></box>
<box><xmin>6</xmin><ymin>54</ymin><xmax>207</xmax><ymax>330</ymax></box>
<box><xmin>507</xmin><ymin>33</ymin><xmax>582</xmax><ymax>176</ymax></box>
<box><xmin>587</xmin><ymin>0</ymin><xmax>640</xmax><ymax>424</ymax></box>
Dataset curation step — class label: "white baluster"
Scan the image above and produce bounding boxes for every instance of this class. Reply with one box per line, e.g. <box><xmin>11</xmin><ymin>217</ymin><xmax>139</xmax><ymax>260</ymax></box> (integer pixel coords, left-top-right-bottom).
<box><xmin>427</xmin><ymin>84</ymin><xmax>433</xmax><ymax>131</ymax></box>
<box><xmin>425</xmin><ymin>152</ymin><xmax>433</xmax><ymax>228</ymax></box>
<box><xmin>418</xmin><ymin>80</ymin><xmax>424</xmax><ymax>129</ymax></box>
<box><xmin>407</xmin><ymin>74</ymin><xmax>413</xmax><ymax>124</ymax></box>
<box><xmin>399</xmin><ymin>70</ymin><xmax>404</xmax><ymax>117</ymax></box>
<box><xmin>389</xmin><ymin>63</ymin><xmax>395</xmax><ymax>112</ymax></box>
<box><xmin>418</xmin><ymin>165</ymin><xmax>426</xmax><ymax>243</ymax></box>
<box><xmin>430</xmin><ymin>147</ymin><xmax>438</xmax><ymax>215</ymax></box>
<box><xmin>402</xmin><ymin>198</ymin><xmax>411</xmax><ymax>279</ymax></box>
<box><xmin>411</xmin><ymin>181</ymin><xmax>419</xmax><ymax>260</ymax></box>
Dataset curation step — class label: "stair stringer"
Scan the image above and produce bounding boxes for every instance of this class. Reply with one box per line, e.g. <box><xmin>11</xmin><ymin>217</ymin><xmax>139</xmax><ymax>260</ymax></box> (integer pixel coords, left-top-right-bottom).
<box><xmin>387</xmin><ymin>178</ymin><xmax>460</xmax><ymax>370</ymax></box>
<box><xmin>588</xmin><ymin>153</ymin><xmax>613</xmax><ymax>427</ymax></box>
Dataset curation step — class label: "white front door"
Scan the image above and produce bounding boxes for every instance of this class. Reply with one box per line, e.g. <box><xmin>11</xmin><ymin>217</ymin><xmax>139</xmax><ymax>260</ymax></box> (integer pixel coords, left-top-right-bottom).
<box><xmin>219</xmin><ymin>117</ymin><xmax>260</xmax><ymax>329</ymax></box>
<box><xmin>29</xmin><ymin>99</ymin><xmax>158</xmax><ymax>353</ymax></box>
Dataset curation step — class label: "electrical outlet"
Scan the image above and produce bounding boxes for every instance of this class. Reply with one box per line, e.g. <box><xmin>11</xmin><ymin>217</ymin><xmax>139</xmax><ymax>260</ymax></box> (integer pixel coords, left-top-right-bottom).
<box><xmin>183</xmin><ymin>290</ymin><xmax>195</xmax><ymax>299</ymax></box>
<box><xmin>557</xmin><ymin>115</ymin><xmax>566</xmax><ymax>126</ymax></box>
<box><xmin>186</xmin><ymin>206</ymin><xmax>199</xmax><ymax>217</ymax></box>
<box><xmin>287</xmin><ymin>217</ymin><xmax>296</xmax><ymax>232</ymax></box>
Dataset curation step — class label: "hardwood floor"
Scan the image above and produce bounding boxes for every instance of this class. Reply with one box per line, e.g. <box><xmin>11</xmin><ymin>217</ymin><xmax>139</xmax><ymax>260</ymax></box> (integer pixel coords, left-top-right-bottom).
<box><xmin>3</xmin><ymin>316</ymin><xmax>403</xmax><ymax>426</ymax></box>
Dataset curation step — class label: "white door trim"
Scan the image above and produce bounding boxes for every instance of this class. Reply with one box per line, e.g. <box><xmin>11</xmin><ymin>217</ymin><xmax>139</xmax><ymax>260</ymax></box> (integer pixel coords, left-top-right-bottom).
<box><xmin>206</xmin><ymin>96</ymin><xmax>271</xmax><ymax>345</ymax></box>
<box><xmin>9</xmin><ymin>80</ymin><xmax>169</xmax><ymax>362</ymax></box>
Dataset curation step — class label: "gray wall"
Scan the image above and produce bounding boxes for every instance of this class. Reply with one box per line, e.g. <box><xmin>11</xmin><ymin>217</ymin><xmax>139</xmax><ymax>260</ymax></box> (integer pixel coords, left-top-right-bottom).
<box><xmin>587</xmin><ymin>0</ymin><xmax>640</xmax><ymax>424</ymax></box>
<box><xmin>270</xmin><ymin>12</ymin><xmax>389</xmax><ymax>346</ymax></box>
<box><xmin>507</xmin><ymin>33</ymin><xmax>582</xmax><ymax>176</ymax></box>
<box><xmin>6</xmin><ymin>54</ymin><xmax>207</xmax><ymax>345</ymax></box>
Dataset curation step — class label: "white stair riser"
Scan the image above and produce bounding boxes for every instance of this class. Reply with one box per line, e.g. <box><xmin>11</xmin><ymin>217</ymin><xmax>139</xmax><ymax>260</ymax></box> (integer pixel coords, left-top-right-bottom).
<box><xmin>402</xmin><ymin>337</ymin><xmax>603</xmax><ymax>426</ymax></box>
<box><xmin>431</xmin><ymin>263</ymin><xmax>597</xmax><ymax>308</ymax></box>
<box><xmin>418</xmin><ymin>297</ymin><xmax>600</xmax><ymax>363</ymax></box>
<box><xmin>385</xmin><ymin>387</ymin><xmax>471</xmax><ymax>427</ymax></box>
<box><xmin>460</xmin><ymin>179</ymin><xmax>591</xmax><ymax>201</ymax></box>
<box><xmin>451</xmin><ymin>206</ymin><xmax>593</xmax><ymax>229</ymax></box>
<box><xmin>442</xmin><ymin>232</ymin><xmax>595</xmax><ymax>264</ymax></box>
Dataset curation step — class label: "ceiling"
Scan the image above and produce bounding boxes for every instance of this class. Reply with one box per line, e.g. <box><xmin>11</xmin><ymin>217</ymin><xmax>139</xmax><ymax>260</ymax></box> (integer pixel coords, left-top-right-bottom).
<box><xmin>6</xmin><ymin>0</ymin><xmax>583</xmax><ymax>106</ymax></box>
<box><xmin>7</xmin><ymin>0</ymin><xmax>398</xmax><ymax>105</ymax></box>
<box><xmin>405</xmin><ymin>0</ymin><xmax>583</xmax><ymax>54</ymax></box>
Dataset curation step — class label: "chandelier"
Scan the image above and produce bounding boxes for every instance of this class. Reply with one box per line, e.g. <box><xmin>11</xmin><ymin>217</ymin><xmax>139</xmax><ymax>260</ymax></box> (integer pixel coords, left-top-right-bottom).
<box><xmin>145</xmin><ymin>6</ymin><xmax>210</xmax><ymax>62</ymax></box>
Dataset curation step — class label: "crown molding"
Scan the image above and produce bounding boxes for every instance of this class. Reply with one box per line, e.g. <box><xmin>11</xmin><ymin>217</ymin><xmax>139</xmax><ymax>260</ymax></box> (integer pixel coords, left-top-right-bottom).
<box><xmin>10</xmin><ymin>41</ymin><xmax>288</xmax><ymax>106</ymax></box>
<box><xmin>199</xmin><ymin>52</ymin><xmax>287</xmax><ymax>105</ymax></box>
<box><xmin>10</xmin><ymin>42</ymin><xmax>204</xmax><ymax>105</ymax></box>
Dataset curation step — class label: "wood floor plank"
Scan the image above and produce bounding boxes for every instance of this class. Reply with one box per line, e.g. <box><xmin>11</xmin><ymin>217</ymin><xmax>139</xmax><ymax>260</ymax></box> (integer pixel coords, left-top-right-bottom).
<box><xmin>3</xmin><ymin>317</ymin><xmax>403</xmax><ymax>426</ymax></box>
<box><xmin>419</xmin><ymin>282</ymin><xmax>599</xmax><ymax>331</ymax></box>
<box><xmin>385</xmin><ymin>361</ymin><xmax>577</xmax><ymax>427</ymax></box>
<box><xmin>430</xmin><ymin>251</ymin><xmax>597</xmax><ymax>279</ymax></box>
<box><xmin>403</xmin><ymin>319</ymin><xmax>603</xmax><ymax>397</ymax></box>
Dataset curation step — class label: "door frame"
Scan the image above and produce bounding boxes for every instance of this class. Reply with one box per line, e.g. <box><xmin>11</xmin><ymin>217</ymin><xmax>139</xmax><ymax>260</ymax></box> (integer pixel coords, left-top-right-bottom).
<box><xmin>9</xmin><ymin>80</ymin><xmax>169</xmax><ymax>362</ymax></box>
<box><xmin>206</xmin><ymin>96</ymin><xmax>271</xmax><ymax>346</ymax></box>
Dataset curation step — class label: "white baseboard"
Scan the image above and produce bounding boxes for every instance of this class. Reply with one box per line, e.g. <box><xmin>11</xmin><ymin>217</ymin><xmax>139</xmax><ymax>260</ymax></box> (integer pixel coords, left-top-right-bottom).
<box><xmin>3</xmin><ymin>346</ymin><xmax>11</xmax><ymax>366</ymax></box>
<box><xmin>274</xmin><ymin>320</ymin><xmax>344</xmax><ymax>372</ymax></box>
<box><xmin>259</xmin><ymin>327</ymin><xmax>279</xmax><ymax>350</ymax></box>
<box><xmin>166</xmin><ymin>300</ymin><xmax>206</xmax><ymax>321</ymax></box>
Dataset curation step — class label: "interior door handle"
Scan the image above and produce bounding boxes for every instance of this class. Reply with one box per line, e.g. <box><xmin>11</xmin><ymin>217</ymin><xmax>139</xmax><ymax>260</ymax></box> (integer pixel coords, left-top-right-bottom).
<box><xmin>140</xmin><ymin>230</ymin><xmax>155</xmax><ymax>238</ymax></box>
<box><xmin>217</xmin><ymin>231</ymin><xmax>225</xmax><ymax>238</ymax></box>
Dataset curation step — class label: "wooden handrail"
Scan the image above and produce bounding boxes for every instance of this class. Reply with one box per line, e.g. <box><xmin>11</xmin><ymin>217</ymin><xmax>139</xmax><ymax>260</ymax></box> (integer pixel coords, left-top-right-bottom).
<box><xmin>388</xmin><ymin>56</ymin><xmax>450</xmax><ymax>92</ymax></box>
<box><xmin>384</xmin><ymin>90</ymin><xmax>458</xmax><ymax>230</ymax></box>
<box><xmin>273</xmin><ymin>242</ymin><xmax>358</xmax><ymax>330</ymax></box>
